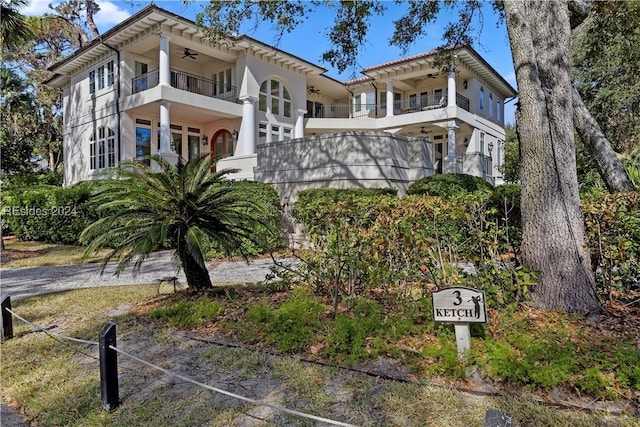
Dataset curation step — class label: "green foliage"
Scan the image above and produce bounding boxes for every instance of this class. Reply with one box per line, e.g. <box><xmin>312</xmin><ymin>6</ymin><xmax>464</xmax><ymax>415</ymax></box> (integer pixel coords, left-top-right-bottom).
<box><xmin>80</xmin><ymin>155</ymin><xmax>277</xmax><ymax>290</ymax></box>
<box><xmin>204</xmin><ymin>180</ymin><xmax>283</xmax><ymax>258</ymax></box>
<box><xmin>245</xmin><ymin>288</ymin><xmax>324</xmax><ymax>352</ymax></box>
<box><xmin>292</xmin><ymin>188</ymin><xmax>397</xmax><ymax>235</ymax></box>
<box><xmin>499</xmin><ymin>125</ymin><xmax>520</xmax><ymax>183</ymax></box>
<box><xmin>150</xmin><ymin>297</ymin><xmax>222</xmax><ymax>328</ymax></box>
<box><xmin>619</xmin><ymin>145</ymin><xmax>640</xmax><ymax>190</ymax></box>
<box><xmin>407</xmin><ymin>173</ymin><xmax>492</xmax><ymax>197</ymax></box>
<box><xmin>572</xmin><ymin>0</ymin><xmax>640</xmax><ymax>155</ymax></box>
<box><xmin>325</xmin><ymin>298</ymin><xmax>384</xmax><ymax>363</ymax></box>
<box><xmin>3</xmin><ymin>170</ymin><xmax>63</xmax><ymax>186</ymax></box>
<box><xmin>478</xmin><ymin>314</ymin><xmax>639</xmax><ymax>397</ymax></box>
<box><xmin>1</xmin><ymin>182</ymin><xmax>100</xmax><ymax>244</ymax></box>
<box><xmin>582</xmin><ymin>191</ymin><xmax>640</xmax><ymax>294</ymax></box>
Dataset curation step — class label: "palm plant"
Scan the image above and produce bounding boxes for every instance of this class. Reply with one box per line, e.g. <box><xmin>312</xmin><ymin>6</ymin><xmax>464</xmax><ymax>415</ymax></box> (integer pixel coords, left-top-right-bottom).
<box><xmin>0</xmin><ymin>0</ymin><xmax>33</xmax><ymax>51</ymax></box>
<box><xmin>80</xmin><ymin>154</ymin><xmax>275</xmax><ymax>290</ymax></box>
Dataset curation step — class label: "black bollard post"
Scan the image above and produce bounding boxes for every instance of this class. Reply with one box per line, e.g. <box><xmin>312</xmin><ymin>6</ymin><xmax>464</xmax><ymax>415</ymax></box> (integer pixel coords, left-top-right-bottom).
<box><xmin>1</xmin><ymin>296</ymin><xmax>13</xmax><ymax>340</ymax></box>
<box><xmin>99</xmin><ymin>322</ymin><xmax>119</xmax><ymax>411</ymax></box>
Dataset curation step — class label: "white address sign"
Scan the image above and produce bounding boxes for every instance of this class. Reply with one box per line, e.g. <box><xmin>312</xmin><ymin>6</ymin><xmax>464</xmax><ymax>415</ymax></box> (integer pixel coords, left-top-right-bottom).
<box><xmin>432</xmin><ymin>287</ymin><xmax>487</xmax><ymax>323</ymax></box>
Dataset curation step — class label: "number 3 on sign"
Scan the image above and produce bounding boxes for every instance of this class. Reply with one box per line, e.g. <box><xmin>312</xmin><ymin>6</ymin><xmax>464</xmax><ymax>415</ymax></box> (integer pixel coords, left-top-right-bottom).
<box><xmin>452</xmin><ymin>290</ymin><xmax>462</xmax><ymax>306</ymax></box>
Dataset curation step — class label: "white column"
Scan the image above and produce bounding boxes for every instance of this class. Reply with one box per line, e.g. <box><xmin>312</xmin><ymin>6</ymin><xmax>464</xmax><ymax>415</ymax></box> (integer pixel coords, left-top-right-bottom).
<box><xmin>447</xmin><ymin>67</ymin><xmax>456</xmax><ymax>108</ymax></box>
<box><xmin>239</xmin><ymin>95</ymin><xmax>258</xmax><ymax>155</ymax></box>
<box><xmin>158</xmin><ymin>101</ymin><xmax>178</xmax><ymax>164</ymax></box>
<box><xmin>159</xmin><ymin>34</ymin><xmax>171</xmax><ymax>86</ymax></box>
<box><xmin>295</xmin><ymin>108</ymin><xmax>307</xmax><ymax>138</ymax></box>
<box><xmin>386</xmin><ymin>79</ymin><xmax>394</xmax><ymax>117</ymax></box>
<box><xmin>444</xmin><ymin>124</ymin><xmax>460</xmax><ymax>174</ymax></box>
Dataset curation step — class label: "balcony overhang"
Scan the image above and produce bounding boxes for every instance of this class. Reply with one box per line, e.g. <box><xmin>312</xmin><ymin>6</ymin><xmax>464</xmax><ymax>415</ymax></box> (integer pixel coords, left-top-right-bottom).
<box><xmin>123</xmin><ymin>85</ymin><xmax>242</xmax><ymax>118</ymax></box>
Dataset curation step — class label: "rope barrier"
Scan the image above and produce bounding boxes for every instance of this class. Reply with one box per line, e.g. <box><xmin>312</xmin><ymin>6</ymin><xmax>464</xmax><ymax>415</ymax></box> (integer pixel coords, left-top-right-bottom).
<box><xmin>109</xmin><ymin>344</ymin><xmax>360</xmax><ymax>427</ymax></box>
<box><xmin>5</xmin><ymin>307</ymin><xmax>99</xmax><ymax>346</ymax></box>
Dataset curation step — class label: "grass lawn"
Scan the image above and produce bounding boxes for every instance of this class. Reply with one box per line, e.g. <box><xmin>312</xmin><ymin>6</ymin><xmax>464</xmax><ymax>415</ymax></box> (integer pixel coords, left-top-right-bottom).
<box><xmin>1</xmin><ymin>285</ymin><xmax>638</xmax><ymax>426</ymax></box>
<box><xmin>1</xmin><ymin>237</ymin><xmax>110</xmax><ymax>267</ymax></box>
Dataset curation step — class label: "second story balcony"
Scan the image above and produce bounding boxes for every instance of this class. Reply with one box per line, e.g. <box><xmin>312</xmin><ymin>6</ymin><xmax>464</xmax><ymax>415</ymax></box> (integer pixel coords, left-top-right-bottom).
<box><xmin>305</xmin><ymin>93</ymin><xmax>470</xmax><ymax>119</ymax></box>
<box><xmin>132</xmin><ymin>69</ymin><xmax>238</xmax><ymax>103</ymax></box>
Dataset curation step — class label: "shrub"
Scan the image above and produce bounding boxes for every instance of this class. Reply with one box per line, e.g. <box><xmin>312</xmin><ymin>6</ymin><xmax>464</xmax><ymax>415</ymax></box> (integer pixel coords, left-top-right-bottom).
<box><xmin>582</xmin><ymin>191</ymin><xmax>640</xmax><ymax>294</ymax></box>
<box><xmin>407</xmin><ymin>173</ymin><xmax>493</xmax><ymax>197</ymax></box>
<box><xmin>1</xmin><ymin>182</ymin><xmax>100</xmax><ymax>244</ymax></box>
<box><xmin>204</xmin><ymin>180</ymin><xmax>284</xmax><ymax>257</ymax></box>
<box><xmin>293</xmin><ymin>188</ymin><xmax>397</xmax><ymax>235</ymax></box>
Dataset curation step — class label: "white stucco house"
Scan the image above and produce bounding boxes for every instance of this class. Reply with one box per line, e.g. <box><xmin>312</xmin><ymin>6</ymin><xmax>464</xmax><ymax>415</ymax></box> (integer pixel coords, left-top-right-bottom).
<box><xmin>47</xmin><ymin>5</ymin><xmax>516</xmax><ymax>200</ymax></box>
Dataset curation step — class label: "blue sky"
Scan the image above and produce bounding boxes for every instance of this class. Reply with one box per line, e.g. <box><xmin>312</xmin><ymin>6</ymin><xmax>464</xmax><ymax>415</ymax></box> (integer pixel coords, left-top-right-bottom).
<box><xmin>24</xmin><ymin>0</ymin><xmax>517</xmax><ymax>123</ymax></box>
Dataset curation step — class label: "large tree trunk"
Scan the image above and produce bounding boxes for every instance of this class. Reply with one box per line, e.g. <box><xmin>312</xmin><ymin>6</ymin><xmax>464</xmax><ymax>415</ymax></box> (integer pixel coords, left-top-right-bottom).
<box><xmin>505</xmin><ymin>0</ymin><xmax>601</xmax><ymax>314</ymax></box>
<box><xmin>180</xmin><ymin>251</ymin><xmax>213</xmax><ymax>290</ymax></box>
<box><xmin>571</xmin><ymin>87</ymin><xmax>634</xmax><ymax>193</ymax></box>
<box><xmin>85</xmin><ymin>0</ymin><xmax>100</xmax><ymax>39</ymax></box>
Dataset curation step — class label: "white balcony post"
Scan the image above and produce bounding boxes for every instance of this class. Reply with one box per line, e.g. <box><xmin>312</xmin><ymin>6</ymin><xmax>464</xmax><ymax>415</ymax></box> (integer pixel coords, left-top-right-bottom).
<box><xmin>239</xmin><ymin>95</ymin><xmax>258</xmax><ymax>155</ymax></box>
<box><xmin>386</xmin><ymin>80</ymin><xmax>394</xmax><ymax>117</ymax></box>
<box><xmin>295</xmin><ymin>108</ymin><xmax>307</xmax><ymax>138</ymax></box>
<box><xmin>159</xmin><ymin>34</ymin><xmax>171</xmax><ymax>87</ymax></box>
<box><xmin>158</xmin><ymin>101</ymin><xmax>177</xmax><ymax>165</ymax></box>
<box><xmin>447</xmin><ymin>67</ymin><xmax>456</xmax><ymax>108</ymax></box>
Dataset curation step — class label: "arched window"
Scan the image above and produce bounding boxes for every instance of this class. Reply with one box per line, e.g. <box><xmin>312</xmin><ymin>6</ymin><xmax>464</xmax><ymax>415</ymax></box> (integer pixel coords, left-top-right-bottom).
<box><xmin>90</xmin><ymin>126</ymin><xmax>116</xmax><ymax>170</ymax></box>
<box><xmin>480</xmin><ymin>87</ymin><xmax>485</xmax><ymax>111</ymax></box>
<box><xmin>489</xmin><ymin>93</ymin><xmax>494</xmax><ymax>116</ymax></box>
<box><xmin>259</xmin><ymin>78</ymin><xmax>292</xmax><ymax>118</ymax></box>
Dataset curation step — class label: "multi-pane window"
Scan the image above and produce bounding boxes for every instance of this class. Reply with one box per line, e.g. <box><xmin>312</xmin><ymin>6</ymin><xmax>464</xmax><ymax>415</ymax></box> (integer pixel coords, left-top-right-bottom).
<box><xmin>355</xmin><ymin>94</ymin><xmax>362</xmax><ymax>112</ymax></box>
<box><xmin>496</xmin><ymin>99</ymin><xmax>502</xmax><ymax>122</ymax></box>
<box><xmin>135</xmin><ymin>119</ymin><xmax>152</xmax><ymax>166</ymax></box>
<box><xmin>258</xmin><ymin>78</ymin><xmax>291</xmax><ymax>118</ymax></box>
<box><xmin>89</xmin><ymin>70</ymin><xmax>96</xmax><ymax>94</ymax></box>
<box><xmin>98</xmin><ymin>65</ymin><xmax>105</xmax><ymax>90</ymax></box>
<box><xmin>89</xmin><ymin>60</ymin><xmax>115</xmax><ymax>94</ymax></box>
<box><xmin>89</xmin><ymin>126</ymin><xmax>116</xmax><ymax>170</ymax></box>
<box><xmin>480</xmin><ymin>87</ymin><xmax>485</xmax><ymax>110</ymax></box>
<box><xmin>107</xmin><ymin>61</ymin><xmax>115</xmax><ymax>86</ymax></box>
<box><xmin>380</xmin><ymin>91</ymin><xmax>387</xmax><ymax>109</ymax></box>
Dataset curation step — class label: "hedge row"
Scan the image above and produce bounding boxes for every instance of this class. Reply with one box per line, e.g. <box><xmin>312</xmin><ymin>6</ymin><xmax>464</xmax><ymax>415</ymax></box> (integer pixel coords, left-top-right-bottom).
<box><xmin>293</xmin><ymin>180</ymin><xmax>639</xmax><ymax>294</ymax></box>
<box><xmin>2</xmin><ymin>180</ymin><xmax>284</xmax><ymax>253</ymax></box>
<box><xmin>1</xmin><ymin>183</ymin><xmax>100</xmax><ymax>245</ymax></box>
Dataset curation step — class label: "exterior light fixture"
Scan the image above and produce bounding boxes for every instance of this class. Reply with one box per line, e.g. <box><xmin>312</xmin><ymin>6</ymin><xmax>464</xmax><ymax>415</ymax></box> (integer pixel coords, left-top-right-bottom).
<box><xmin>463</xmin><ymin>80</ymin><xmax>468</xmax><ymax>89</ymax></box>
<box><xmin>202</xmin><ymin>135</ymin><xmax>208</xmax><ymax>145</ymax></box>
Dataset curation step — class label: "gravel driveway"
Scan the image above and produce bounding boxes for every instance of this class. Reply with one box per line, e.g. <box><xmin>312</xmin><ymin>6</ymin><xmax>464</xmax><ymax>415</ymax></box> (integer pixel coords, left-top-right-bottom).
<box><xmin>0</xmin><ymin>251</ymin><xmax>295</xmax><ymax>301</ymax></box>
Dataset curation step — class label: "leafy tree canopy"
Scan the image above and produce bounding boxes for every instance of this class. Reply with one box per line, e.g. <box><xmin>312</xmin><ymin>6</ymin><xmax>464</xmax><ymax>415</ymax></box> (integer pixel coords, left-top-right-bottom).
<box><xmin>572</xmin><ymin>0</ymin><xmax>640</xmax><ymax>155</ymax></box>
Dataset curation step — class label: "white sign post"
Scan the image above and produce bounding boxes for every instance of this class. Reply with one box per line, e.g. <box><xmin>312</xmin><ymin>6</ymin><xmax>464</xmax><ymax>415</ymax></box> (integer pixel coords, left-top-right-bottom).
<box><xmin>432</xmin><ymin>287</ymin><xmax>487</xmax><ymax>359</ymax></box>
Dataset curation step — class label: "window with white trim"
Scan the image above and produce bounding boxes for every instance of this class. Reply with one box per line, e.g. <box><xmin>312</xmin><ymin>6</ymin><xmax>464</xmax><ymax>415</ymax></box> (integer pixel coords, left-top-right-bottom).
<box><xmin>480</xmin><ymin>87</ymin><xmax>485</xmax><ymax>110</ymax></box>
<box><xmin>259</xmin><ymin>78</ymin><xmax>292</xmax><ymax>118</ymax></box>
<box><xmin>496</xmin><ymin>99</ymin><xmax>502</xmax><ymax>122</ymax></box>
<box><xmin>89</xmin><ymin>60</ymin><xmax>115</xmax><ymax>95</ymax></box>
<box><xmin>90</xmin><ymin>126</ymin><xmax>116</xmax><ymax>170</ymax></box>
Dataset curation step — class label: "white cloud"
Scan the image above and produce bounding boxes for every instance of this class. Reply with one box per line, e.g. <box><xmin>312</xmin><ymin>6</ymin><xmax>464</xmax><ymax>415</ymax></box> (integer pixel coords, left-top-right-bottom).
<box><xmin>94</xmin><ymin>1</ymin><xmax>131</xmax><ymax>28</ymax></box>
<box><xmin>22</xmin><ymin>0</ymin><xmax>131</xmax><ymax>30</ymax></box>
<box><xmin>22</xmin><ymin>0</ymin><xmax>60</xmax><ymax>16</ymax></box>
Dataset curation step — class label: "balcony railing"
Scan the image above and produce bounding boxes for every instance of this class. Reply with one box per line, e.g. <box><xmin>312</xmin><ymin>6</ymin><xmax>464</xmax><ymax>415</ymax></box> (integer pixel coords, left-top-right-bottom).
<box><xmin>456</xmin><ymin>93</ymin><xmax>470</xmax><ymax>112</ymax></box>
<box><xmin>306</xmin><ymin>92</ymin><xmax>470</xmax><ymax>119</ymax></box>
<box><xmin>132</xmin><ymin>69</ymin><xmax>238</xmax><ymax>102</ymax></box>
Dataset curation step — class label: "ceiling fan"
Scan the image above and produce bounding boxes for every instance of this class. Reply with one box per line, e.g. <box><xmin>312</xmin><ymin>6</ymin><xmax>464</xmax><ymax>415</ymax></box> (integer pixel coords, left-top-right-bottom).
<box><xmin>420</xmin><ymin>126</ymin><xmax>430</xmax><ymax>134</ymax></box>
<box><xmin>181</xmin><ymin>48</ymin><xmax>198</xmax><ymax>59</ymax></box>
<box><xmin>308</xmin><ymin>86</ymin><xmax>320</xmax><ymax>94</ymax></box>
<box><xmin>426</xmin><ymin>73</ymin><xmax>439</xmax><ymax>79</ymax></box>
